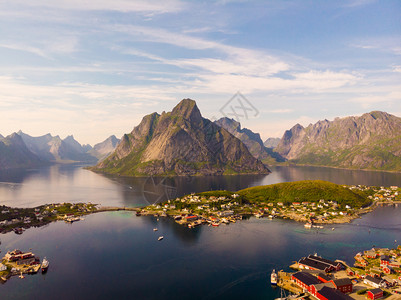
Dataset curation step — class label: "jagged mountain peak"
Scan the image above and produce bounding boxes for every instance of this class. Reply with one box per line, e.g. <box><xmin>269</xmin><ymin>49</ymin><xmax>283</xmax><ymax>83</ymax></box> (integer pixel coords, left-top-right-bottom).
<box><xmin>171</xmin><ymin>98</ymin><xmax>202</xmax><ymax>123</ymax></box>
<box><xmin>276</xmin><ymin>111</ymin><xmax>401</xmax><ymax>171</ymax></box>
<box><xmin>93</xmin><ymin>99</ymin><xmax>269</xmax><ymax>176</ymax></box>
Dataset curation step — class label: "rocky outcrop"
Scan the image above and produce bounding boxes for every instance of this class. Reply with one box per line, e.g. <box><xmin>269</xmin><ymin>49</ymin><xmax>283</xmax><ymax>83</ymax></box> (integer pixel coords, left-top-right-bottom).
<box><xmin>93</xmin><ymin>99</ymin><xmax>270</xmax><ymax>176</ymax></box>
<box><xmin>275</xmin><ymin>111</ymin><xmax>401</xmax><ymax>171</ymax></box>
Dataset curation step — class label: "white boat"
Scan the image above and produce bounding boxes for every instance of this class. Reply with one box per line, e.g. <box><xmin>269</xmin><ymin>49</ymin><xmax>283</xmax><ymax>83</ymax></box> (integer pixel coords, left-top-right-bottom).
<box><xmin>271</xmin><ymin>269</ymin><xmax>278</xmax><ymax>285</ymax></box>
<box><xmin>153</xmin><ymin>228</ymin><xmax>158</xmax><ymax>231</ymax></box>
<box><xmin>304</xmin><ymin>222</ymin><xmax>312</xmax><ymax>229</ymax></box>
<box><xmin>41</xmin><ymin>257</ymin><xmax>49</xmax><ymax>272</ymax></box>
<box><xmin>158</xmin><ymin>236</ymin><xmax>164</xmax><ymax>241</ymax></box>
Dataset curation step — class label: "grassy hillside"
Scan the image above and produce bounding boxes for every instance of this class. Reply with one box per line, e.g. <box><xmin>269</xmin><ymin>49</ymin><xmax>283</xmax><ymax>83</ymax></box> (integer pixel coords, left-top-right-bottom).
<box><xmin>198</xmin><ymin>180</ymin><xmax>372</xmax><ymax>208</ymax></box>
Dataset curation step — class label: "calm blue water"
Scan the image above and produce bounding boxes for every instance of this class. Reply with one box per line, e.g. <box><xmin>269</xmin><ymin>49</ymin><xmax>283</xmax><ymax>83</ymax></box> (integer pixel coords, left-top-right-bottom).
<box><xmin>0</xmin><ymin>165</ymin><xmax>400</xmax><ymax>299</ymax></box>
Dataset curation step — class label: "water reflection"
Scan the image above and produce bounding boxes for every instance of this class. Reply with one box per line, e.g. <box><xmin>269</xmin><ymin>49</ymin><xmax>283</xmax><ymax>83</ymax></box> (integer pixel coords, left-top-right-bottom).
<box><xmin>0</xmin><ymin>164</ymin><xmax>400</xmax><ymax>208</ymax></box>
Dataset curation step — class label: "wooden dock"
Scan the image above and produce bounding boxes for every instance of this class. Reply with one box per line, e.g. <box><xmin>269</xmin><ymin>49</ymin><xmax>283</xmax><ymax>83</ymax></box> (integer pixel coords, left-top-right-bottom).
<box><xmin>277</xmin><ymin>271</ymin><xmax>303</xmax><ymax>295</ymax></box>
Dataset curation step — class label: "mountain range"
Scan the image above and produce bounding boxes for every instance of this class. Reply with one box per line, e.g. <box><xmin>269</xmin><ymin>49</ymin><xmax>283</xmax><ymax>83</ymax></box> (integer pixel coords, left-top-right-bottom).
<box><xmin>0</xmin><ymin>132</ymin><xmax>119</xmax><ymax>170</ymax></box>
<box><xmin>92</xmin><ymin>99</ymin><xmax>269</xmax><ymax>176</ymax></box>
<box><xmin>0</xmin><ymin>133</ymin><xmax>45</xmax><ymax>169</ymax></box>
<box><xmin>2</xmin><ymin>103</ymin><xmax>400</xmax><ymax>173</ymax></box>
<box><xmin>275</xmin><ymin>111</ymin><xmax>401</xmax><ymax>171</ymax></box>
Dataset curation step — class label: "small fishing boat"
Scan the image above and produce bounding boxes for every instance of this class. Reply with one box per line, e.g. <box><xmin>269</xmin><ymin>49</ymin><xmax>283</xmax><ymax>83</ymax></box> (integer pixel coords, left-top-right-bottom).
<box><xmin>153</xmin><ymin>228</ymin><xmax>158</xmax><ymax>231</ymax></box>
<box><xmin>271</xmin><ymin>269</ymin><xmax>278</xmax><ymax>285</ymax></box>
<box><xmin>158</xmin><ymin>236</ymin><xmax>164</xmax><ymax>241</ymax></box>
<box><xmin>41</xmin><ymin>257</ymin><xmax>49</xmax><ymax>272</ymax></box>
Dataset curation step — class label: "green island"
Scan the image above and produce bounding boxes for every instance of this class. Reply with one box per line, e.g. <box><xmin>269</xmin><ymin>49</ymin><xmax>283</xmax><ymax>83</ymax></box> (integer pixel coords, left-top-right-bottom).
<box><xmin>138</xmin><ymin>180</ymin><xmax>400</xmax><ymax>227</ymax></box>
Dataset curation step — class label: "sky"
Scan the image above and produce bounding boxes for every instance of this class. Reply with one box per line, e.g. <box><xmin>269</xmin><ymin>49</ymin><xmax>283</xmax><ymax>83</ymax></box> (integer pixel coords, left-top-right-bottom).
<box><xmin>0</xmin><ymin>0</ymin><xmax>400</xmax><ymax>145</ymax></box>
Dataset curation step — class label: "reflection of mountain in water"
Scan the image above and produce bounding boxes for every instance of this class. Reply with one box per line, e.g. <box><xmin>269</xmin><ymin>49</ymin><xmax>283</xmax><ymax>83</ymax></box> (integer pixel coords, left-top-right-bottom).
<box><xmin>270</xmin><ymin>166</ymin><xmax>401</xmax><ymax>187</ymax></box>
<box><xmin>105</xmin><ymin>174</ymin><xmax>269</xmax><ymax>207</ymax></box>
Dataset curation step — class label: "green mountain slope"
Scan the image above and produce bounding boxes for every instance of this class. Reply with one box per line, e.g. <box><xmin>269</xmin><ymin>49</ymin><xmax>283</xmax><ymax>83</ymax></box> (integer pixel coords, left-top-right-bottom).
<box><xmin>275</xmin><ymin>111</ymin><xmax>401</xmax><ymax>171</ymax></box>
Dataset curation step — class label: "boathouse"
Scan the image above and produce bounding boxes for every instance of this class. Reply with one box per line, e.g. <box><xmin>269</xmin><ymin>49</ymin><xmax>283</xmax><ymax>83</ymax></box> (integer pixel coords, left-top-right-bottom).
<box><xmin>367</xmin><ymin>288</ymin><xmax>383</xmax><ymax>300</ymax></box>
<box><xmin>310</xmin><ymin>282</ymin><xmax>335</xmax><ymax>297</ymax></box>
<box><xmin>308</xmin><ymin>255</ymin><xmax>343</xmax><ymax>271</ymax></box>
<box><xmin>291</xmin><ymin>271</ymin><xmax>320</xmax><ymax>292</ymax></box>
<box><xmin>316</xmin><ymin>286</ymin><xmax>353</xmax><ymax>300</ymax></box>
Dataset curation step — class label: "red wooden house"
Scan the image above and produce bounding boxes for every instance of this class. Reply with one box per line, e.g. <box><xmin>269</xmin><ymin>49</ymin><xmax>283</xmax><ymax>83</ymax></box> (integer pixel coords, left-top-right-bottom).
<box><xmin>367</xmin><ymin>288</ymin><xmax>383</xmax><ymax>299</ymax></box>
<box><xmin>291</xmin><ymin>272</ymin><xmax>320</xmax><ymax>292</ymax></box>
<box><xmin>330</xmin><ymin>278</ymin><xmax>353</xmax><ymax>294</ymax></box>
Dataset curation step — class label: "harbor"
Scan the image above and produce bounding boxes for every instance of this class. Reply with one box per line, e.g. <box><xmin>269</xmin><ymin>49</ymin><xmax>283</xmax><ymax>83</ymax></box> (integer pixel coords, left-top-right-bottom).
<box><xmin>272</xmin><ymin>246</ymin><xmax>401</xmax><ymax>299</ymax></box>
<box><xmin>0</xmin><ymin>249</ymin><xmax>49</xmax><ymax>283</ymax></box>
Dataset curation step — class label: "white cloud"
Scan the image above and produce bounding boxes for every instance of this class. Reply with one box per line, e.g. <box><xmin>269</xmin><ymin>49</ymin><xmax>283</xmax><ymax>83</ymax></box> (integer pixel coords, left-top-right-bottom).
<box><xmin>5</xmin><ymin>0</ymin><xmax>185</xmax><ymax>14</ymax></box>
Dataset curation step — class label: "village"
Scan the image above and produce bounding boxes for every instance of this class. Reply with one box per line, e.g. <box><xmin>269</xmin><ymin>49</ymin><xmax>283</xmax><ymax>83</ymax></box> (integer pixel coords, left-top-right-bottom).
<box><xmin>0</xmin><ymin>203</ymin><xmax>99</xmax><ymax>234</ymax></box>
<box><xmin>138</xmin><ymin>185</ymin><xmax>400</xmax><ymax>228</ymax></box>
<box><xmin>275</xmin><ymin>245</ymin><xmax>401</xmax><ymax>299</ymax></box>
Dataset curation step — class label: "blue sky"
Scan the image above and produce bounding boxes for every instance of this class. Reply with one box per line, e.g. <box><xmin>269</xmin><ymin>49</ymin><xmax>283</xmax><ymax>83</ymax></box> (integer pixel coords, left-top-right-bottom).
<box><xmin>0</xmin><ymin>0</ymin><xmax>400</xmax><ymax>145</ymax></box>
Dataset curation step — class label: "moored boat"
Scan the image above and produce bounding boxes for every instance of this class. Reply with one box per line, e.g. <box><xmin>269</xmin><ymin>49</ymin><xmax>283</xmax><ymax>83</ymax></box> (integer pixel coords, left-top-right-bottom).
<box><xmin>41</xmin><ymin>257</ymin><xmax>49</xmax><ymax>272</ymax></box>
<box><xmin>271</xmin><ymin>269</ymin><xmax>278</xmax><ymax>285</ymax></box>
<box><xmin>158</xmin><ymin>236</ymin><xmax>164</xmax><ymax>241</ymax></box>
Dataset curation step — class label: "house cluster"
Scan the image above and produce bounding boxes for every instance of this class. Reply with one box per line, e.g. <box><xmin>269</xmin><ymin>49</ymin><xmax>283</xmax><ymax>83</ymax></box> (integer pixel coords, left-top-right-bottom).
<box><xmin>290</xmin><ymin>255</ymin><xmax>356</xmax><ymax>299</ymax></box>
<box><xmin>353</xmin><ymin>246</ymin><xmax>401</xmax><ymax>288</ymax></box>
<box><xmin>141</xmin><ymin>193</ymin><xmax>243</xmax><ymax>227</ymax></box>
<box><xmin>0</xmin><ymin>203</ymin><xmax>98</xmax><ymax>234</ymax></box>
<box><xmin>258</xmin><ymin>198</ymin><xmax>356</xmax><ymax>223</ymax></box>
<box><xmin>0</xmin><ymin>207</ymin><xmax>47</xmax><ymax>230</ymax></box>
<box><xmin>348</xmin><ymin>185</ymin><xmax>400</xmax><ymax>203</ymax></box>
<box><xmin>4</xmin><ymin>249</ymin><xmax>37</xmax><ymax>266</ymax></box>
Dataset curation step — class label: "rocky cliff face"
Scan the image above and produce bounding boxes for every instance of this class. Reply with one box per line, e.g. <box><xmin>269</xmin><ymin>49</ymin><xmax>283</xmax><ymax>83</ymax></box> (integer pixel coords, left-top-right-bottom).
<box><xmin>275</xmin><ymin>111</ymin><xmax>401</xmax><ymax>171</ymax></box>
<box><xmin>93</xmin><ymin>99</ymin><xmax>270</xmax><ymax>176</ymax></box>
<box><xmin>89</xmin><ymin>135</ymin><xmax>120</xmax><ymax>160</ymax></box>
<box><xmin>263</xmin><ymin>138</ymin><xmax>280</xmax><ymax>149</ymax></box>
<box><xmin>0</xmin><ymin>133</ymin><xmax>45</xmax><ymax>169</ymax></box>
<box><xmin>214</xmin><ymin>117</ymin><xmax>284</xmax><ymax>164</ymax></box>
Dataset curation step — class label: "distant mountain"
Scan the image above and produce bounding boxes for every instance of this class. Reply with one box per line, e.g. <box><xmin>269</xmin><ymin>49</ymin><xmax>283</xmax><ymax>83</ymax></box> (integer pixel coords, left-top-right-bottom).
<box><xmin>92</xmin><ymin>99</ymin><xmax>269</xmax><ymax>176</ymax></box>
<box><xmin>264</xmin><ymin>137</ymin><xmax>280</xmax><ymax>149</ymax></box>
<box><xmin>214</xmin><ymin>117</ymin><xmax>284</xmax><ymax>164</ymax></box>
<box><xmin>0</xmin><ymin>133</ymin><xmax>46</xmax><ymax>169</ymax></box>
<box><xmin>18</xmin><ymin>131</ymin><xmax>97</xmax><ymax>163</ymax></box>
<box><xmin>275</xmin><ymin>111</ymin><xmax>401</xmax><ymax>171</ymax></box>
<box><xmin>89</xmin><ymin>135</ymin><xmax>120</xmax><ymax>160</ymax></box>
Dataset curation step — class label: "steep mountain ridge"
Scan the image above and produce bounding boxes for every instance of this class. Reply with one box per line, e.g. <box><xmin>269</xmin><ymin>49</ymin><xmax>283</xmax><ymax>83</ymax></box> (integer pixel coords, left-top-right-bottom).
<box><xmin>93</xmin><ymin>99</ymin><xmax>269</xmax><ymax>176</ymax></box>
<box><xmin>276</xmin><ymin>111</ymin><xmax>401</xmax><ymax>171</ymax></box>
<box><xmin>214</xmin><ymin>117</ymin><xmax>284</xmax><ymax>164</ymax></box>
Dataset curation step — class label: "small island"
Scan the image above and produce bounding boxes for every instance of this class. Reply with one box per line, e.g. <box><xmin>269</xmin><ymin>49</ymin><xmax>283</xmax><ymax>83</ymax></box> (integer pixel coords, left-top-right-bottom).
<box><xmin>0</xmin><ymin>203</ymin><xmax>99</xmax><ymax>234</ymax></box>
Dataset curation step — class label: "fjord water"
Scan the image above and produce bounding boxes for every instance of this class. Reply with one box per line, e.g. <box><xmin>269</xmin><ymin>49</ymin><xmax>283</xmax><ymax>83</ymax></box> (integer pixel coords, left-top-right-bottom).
<box><xmin>0</xmin><ymin>165</ymin><xmax>400</xmax><ymax>299</ymax></box>
<box><xmin>0</xmin><ymin>164</ymin><xmax>400</xmax><ymax>208</ymax></box>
